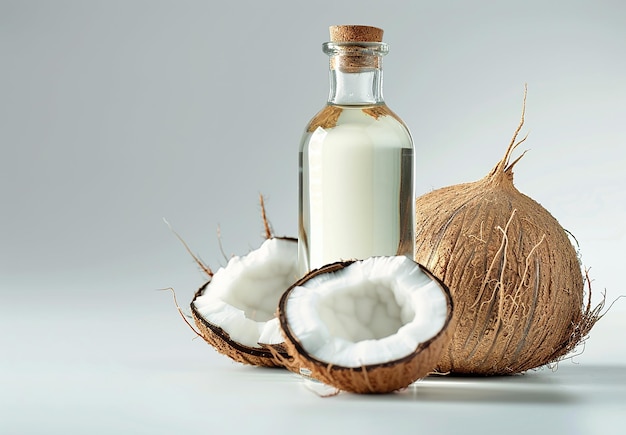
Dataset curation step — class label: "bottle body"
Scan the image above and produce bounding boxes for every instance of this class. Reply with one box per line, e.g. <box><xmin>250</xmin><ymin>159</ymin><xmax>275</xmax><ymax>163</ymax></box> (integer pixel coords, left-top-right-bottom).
<box><xmin>298</xmin><ymin>103</ymin><xmax>414</xmax><ymax>276</ymax></box>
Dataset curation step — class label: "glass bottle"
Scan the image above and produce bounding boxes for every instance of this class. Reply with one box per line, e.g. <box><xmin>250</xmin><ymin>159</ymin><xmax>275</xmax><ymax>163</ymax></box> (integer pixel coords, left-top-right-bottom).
<box><xmin>298</xmin><ymin>25</ymin><xmax>414</xmax><ymax>277</ymax></box>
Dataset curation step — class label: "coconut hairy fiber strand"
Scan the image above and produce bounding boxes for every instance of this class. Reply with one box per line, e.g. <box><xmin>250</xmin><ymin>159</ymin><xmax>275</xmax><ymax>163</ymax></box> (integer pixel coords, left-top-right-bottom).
<box><xmin>413</xmin><ymin>91</ymin><xmax>602</xmax><ymax>375</ymax></box>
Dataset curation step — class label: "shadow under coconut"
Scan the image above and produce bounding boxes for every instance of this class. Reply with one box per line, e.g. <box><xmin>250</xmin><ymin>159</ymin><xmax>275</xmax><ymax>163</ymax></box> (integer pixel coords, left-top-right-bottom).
<box><xmin>389</xmin><ymin>364</ymin><xmax>626</xmax><ymax>403</ymax></box>
<box><xmin>396</xmin><ymin>370</ymin><xmax>578</xmax><ymax>404</ymax></box>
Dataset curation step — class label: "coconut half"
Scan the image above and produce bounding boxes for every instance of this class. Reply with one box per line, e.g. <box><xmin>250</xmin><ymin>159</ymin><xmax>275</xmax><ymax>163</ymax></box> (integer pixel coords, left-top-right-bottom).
<box><xmin>191</xmin><ymin>237</ymin><xmax>298</xmax><ymax>367</ymax></box>
<box><xmin>278</xmin><ymin>256</ymin><xmax>454</xmax><ymax>393</ymax></box>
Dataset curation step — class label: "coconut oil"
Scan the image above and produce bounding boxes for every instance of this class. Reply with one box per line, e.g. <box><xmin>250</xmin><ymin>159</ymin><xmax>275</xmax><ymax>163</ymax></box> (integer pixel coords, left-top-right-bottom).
<box><xmin>298</xmin><ymin>25</ymin><xmax>414</xmax><ymax>276</ymax></box>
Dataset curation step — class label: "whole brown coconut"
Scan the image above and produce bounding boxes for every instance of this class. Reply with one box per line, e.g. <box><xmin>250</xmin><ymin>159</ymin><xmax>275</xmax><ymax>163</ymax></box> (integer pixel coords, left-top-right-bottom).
<box><xmin>413</xmin><ymin>91</ymin><xmax>601</xmax><ymax>375</ymax></box>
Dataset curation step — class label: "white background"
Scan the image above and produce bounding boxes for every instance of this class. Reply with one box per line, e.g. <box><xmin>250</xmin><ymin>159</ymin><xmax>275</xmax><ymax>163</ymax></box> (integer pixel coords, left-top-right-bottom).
<box><xmin>1</xmin><ymin>1</ymin><xmax>625</xmax><ymax>434</ymax></box>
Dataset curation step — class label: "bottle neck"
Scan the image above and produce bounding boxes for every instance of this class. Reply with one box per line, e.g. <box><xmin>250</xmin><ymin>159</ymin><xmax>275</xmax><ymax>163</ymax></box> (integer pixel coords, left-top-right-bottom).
<box><xmin>328</xmin><ymin>68</ymin><xmax>383</xmax><ymax>105</ymax></box>
<box><xmin>323</xmin><ymin>41</ymin><xmax>388</xmax><ymax>106</ymax></box>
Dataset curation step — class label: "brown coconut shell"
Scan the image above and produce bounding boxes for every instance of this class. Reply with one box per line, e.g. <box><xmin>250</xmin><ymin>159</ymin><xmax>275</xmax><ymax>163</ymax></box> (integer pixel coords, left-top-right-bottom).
<box><xmin>191</xmin><ymin>281</ymin><xmax>290</xmax><ymax>368</ymax></box>
<box><xmin>182</xmin><ymin>195</ymin><xmax>296</xmax><ymax>368</ymax></box>
<box><xmin>277</xmin><ymin>261</ymin><xmax>455</xmax><ymax>393</ymax></box>
<box><xmin>413</xmin><ymin>92</ymin><xmax>601</xmax><ymax>375</ymax></box>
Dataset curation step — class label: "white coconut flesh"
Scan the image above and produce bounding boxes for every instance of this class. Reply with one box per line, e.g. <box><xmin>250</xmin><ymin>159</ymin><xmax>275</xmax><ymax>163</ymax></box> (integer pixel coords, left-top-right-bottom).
<box><xmin>192</xmin><ymin>237</ymin><xmax>298</xmax><ymax>349</ymax></box>
<box><xmin>281</xmin><ymin>256</ymin><xmax>450</xmax><ymax>368</ymax></box>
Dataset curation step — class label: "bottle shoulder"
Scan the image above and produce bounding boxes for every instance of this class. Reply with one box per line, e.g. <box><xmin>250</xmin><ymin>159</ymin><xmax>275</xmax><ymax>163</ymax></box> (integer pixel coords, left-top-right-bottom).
<box><xmin>302</xmin><ymin>104</ymin><xmax>413</xmax><ymax>150</ymax></box>
<box><xmin>306</xmin><ymin>104</ymin><xmax>410</xmax><ymax>130</ymax></box>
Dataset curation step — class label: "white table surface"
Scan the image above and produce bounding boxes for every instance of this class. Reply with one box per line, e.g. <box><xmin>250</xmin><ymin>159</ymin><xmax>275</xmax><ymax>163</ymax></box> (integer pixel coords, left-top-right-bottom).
<box><xmin>2</xmin><ymin>282</ymin><xmax>625</xmax><ymax>435</ymax></box>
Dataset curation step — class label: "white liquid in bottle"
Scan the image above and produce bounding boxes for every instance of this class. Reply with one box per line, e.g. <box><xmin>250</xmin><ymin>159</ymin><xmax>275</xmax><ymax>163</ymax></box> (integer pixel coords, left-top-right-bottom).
<box><xmin>299</xmin><ymin>105</ymin><xmax>414</xmax><ymax>276</ymax></box>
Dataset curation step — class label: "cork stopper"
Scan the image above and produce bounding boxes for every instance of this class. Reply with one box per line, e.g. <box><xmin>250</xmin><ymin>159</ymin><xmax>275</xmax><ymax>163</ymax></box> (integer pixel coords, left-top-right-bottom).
<box><xmin>326</xmin><ymin>25</ymin><xmax>386</xmax><ymax>72</ymax></box>
<box><xmin>329</xmin><ymin>25</ymin><xmax>384</xmax><ymax>43</ymax></box>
